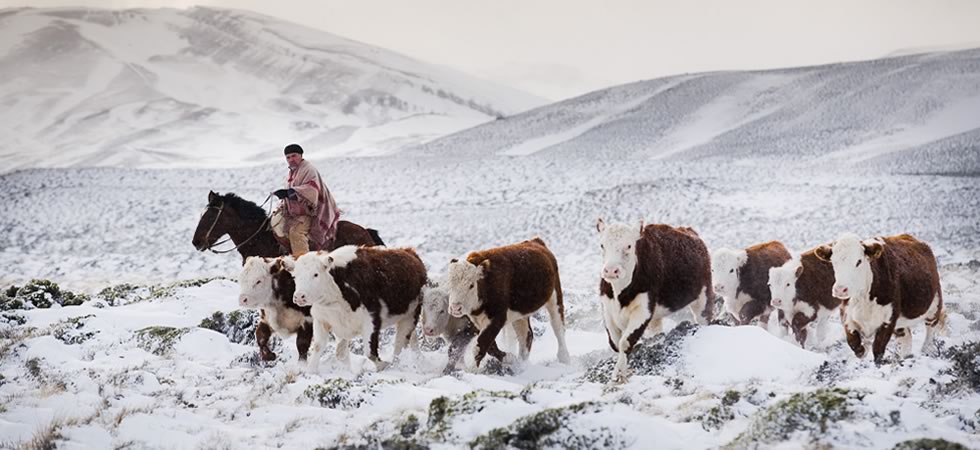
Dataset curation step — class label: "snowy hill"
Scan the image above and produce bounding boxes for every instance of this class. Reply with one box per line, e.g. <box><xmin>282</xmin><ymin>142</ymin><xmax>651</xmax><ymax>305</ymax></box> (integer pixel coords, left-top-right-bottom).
<box><xmin>0</xmin><ymin>7</ymin><xmax>546</xmax><ymax>172</ymax></box>
<box><xmin>406</xmin><ymin>48</ymin><xmax>980</xmax><ymax>174</ymax></box>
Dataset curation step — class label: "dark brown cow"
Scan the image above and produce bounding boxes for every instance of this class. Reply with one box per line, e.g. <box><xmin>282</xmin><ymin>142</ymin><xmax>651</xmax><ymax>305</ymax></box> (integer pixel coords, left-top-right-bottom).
<box><xmin>815</xmin><ymin>233</ymin><xmax>946</xmax><ymax>363</ymax></box>
<box><xmin>288</xmin><ymin>246</ymin><xmax>428</xmax><ymax>371</ymax></box>
<box><xmin>238</xmin><ymin>257</ymin><xmax>313</xmax><ymax>361</ymax></box>
<box><xmin>445</xmin><ymin>237</ymin><xmax>569</xmax><ymax>369</ymax></box>
<box><xmin>768</xmin><ymin>248</ymin><xmax>842</xmax><ymax>348</ymax></box>
<box><xmin>711</xmin><ymin>241</ymin><xmax>792</xmax><ymax>326</ymax></box>
<box><xmin>597</xmin><ymin>219</ymin><xmax>714</xmax><ymax>383</ymax></box>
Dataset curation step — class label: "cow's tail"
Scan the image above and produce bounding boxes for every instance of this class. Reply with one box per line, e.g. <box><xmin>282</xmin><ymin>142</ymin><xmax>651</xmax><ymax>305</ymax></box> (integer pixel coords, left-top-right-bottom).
<box><xmin>933</xmin><ymin>291</ymin><xmax>948</xmax><ymax>336</ymax></box>
<box><xmin>554</xmin><ymin>262</ymin><xmax>565</xmax><ymax>324</ymax></box>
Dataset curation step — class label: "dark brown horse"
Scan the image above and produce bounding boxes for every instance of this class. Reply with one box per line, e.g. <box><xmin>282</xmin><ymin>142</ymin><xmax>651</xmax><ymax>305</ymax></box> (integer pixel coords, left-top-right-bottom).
<box><xmin>191</xmin><ymin>190</ymin><xmax>385</xmax><ymax>362</ymax></box>
<box><xmin>191</xmin><ymin>191</ymin><xmax>384</xmax><ymax>263</ymax></box>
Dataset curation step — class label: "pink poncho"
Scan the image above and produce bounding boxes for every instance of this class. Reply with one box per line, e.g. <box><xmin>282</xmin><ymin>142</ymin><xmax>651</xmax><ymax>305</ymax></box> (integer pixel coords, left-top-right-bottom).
<box><xmin>284</xmin><ymin>159</ymin><xmax>340</xmax><ymax>250</ymax></box>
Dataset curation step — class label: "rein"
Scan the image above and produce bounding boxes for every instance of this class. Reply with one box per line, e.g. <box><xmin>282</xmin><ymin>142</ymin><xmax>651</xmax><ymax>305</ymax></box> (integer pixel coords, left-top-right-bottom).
<box><xmin>203</xmin><ymin>193</ymin><xmax>276</xmax><ymax>254</ymax></box>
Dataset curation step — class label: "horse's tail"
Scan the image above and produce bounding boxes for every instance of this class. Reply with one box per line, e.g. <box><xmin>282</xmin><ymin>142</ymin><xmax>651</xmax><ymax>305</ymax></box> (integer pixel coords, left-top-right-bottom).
<box><xmin>367</xmin><ymin>228</ymin><xmax>386</xmax><ymax>247</ymax></box>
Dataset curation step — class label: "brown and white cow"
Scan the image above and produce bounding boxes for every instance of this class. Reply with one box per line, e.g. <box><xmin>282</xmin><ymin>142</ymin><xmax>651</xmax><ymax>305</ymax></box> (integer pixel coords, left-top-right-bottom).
<box><xmin>420</xmin><ymin>280</ymin><xmax>531</xmax><ymax>374</ymax></box>
<box><xmin>287</xmin><ymin>245</ymin><xmax>427</xmax><ymax>372</ymax></box>
<box><xmin>238</xmin><ymin>256</ymin><xmax>313</xmax><ymax>362</ymax></box>
<box><xmin>768</xmin><ymin>248</ymin><xmax>842</xmax><ymax>349</ymax></box>
<box><xmin>597</xmin><ymin>218</ymin><xmax>714</xmax><ymax>383</ymax></box>
<box><xmin>814</xmin><ymin>233</ymin><xmax>946</xmax><ymax>363</ymax></box>
<box><xmin>711</xmin><ymin>241</ymin><xmax>791</xmax><ymax>327</ymax></box>
<box><xmin>445</xmin><ymin>237</ymin><xmax>570</xmax><ymax>369</ymax></box>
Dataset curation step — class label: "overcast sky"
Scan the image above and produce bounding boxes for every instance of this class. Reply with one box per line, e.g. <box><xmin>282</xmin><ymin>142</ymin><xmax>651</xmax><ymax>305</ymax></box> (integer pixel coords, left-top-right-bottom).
<box><xmin>8</xmin><ymin>0</ymin><xmax>980</xmax><ymax>99</ymax></box>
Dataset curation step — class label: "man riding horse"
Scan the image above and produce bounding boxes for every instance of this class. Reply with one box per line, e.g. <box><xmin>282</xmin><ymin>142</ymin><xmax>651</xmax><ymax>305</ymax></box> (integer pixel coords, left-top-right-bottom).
<box><xmin>272</xmin><ymin>144</ymin><xmax>340</xmax><ymax>257</ymax></box>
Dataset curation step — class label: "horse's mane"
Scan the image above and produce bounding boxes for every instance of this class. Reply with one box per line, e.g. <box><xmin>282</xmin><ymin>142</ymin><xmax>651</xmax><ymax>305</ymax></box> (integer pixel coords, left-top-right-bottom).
<box><xmin>219</xmin><ymin>193</ymin><xmax>269</xmax><ymax>221</ymax></box>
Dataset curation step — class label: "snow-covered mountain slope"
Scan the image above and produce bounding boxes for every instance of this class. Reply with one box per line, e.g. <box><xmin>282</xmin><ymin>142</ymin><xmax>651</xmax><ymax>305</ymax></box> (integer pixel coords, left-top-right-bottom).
<box><xmin>0</xmin><ymin>7</ymin><xmax>546</xmax><ymax>172</ymax></box>
<box><xmin>406</xmin><ymin>48</ymin><xmax>980</xmax><ymax>174</ymax></box>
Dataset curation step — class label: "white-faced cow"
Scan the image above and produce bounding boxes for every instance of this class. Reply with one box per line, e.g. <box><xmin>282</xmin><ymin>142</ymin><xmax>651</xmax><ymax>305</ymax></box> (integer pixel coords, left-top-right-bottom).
<box><xmin>287</xmin><ymin>245</ymin><xmax>427</xmax><ymax>372</ymax></box>
<box><xmin>421</xmin><ymin>280</ymin><xmax>531</xmax><ymax>374</ymax></box>
<box><xmin>815</xmin><ymin>233</ymin><xmax>945</xmax><ymax>363</ymax></box>
<box><xmin>711</xmin><ymin>241</ymin><xmax>791</xmax><ymax>327</ymax></box>
<box><xmin>238</xmin><ymin>256</ymin><xmax>313</xmax><ymax>362</ymax></box>
<box><xmin>445</xmin><ymin>237</ymin><xmax>570</xmax><ymax>370</ymax></box>
<box><xmin>768</xmin><ymin>248</ymin><xmax>841</xmax><ymax>349</ymax></box>
<box><xmin>597</xmin><ymin>218</ymin><xmax>714</xmax><ymax>383</ymax></box>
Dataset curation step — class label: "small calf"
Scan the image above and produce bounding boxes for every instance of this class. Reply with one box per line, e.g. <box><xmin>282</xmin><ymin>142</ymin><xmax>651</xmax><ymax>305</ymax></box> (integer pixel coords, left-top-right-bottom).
<box><xmin>421</xmin><ymin>280</ymin><xmax>530</xmax><ymax>374</ymax></box>
<box><xmin>768</xmin><ymin>248</ymin><xmax>841</xmax><ymax>349</ymax></box>
<box><xmin>711</xmin><ymin>241</ymin><xmax>791</xmax><ymax>327</ymax></box>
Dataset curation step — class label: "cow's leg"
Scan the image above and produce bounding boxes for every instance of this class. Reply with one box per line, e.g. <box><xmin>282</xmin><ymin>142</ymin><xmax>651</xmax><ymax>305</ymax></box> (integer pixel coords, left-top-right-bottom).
<box><xmin>613</xmin><ymin>299</ymin><xmax>652</xmax><ymax>383</ymax></box>
<box><xmin>871</xmin><ymin>321</ymin><xmax>896</xmax><ymax>365</ymax></box>
<box><xmin>844</xmin><ymin>326</ymin><xmax>865</xmax><ymax>359</ymax></box>
<box><xmin>545</xmin><ymin>292</ymin><xmax>571</xmax><ymax>364</ymax></box>
<box><xmin>392</xmin><ymin>314</ymin><xmax>416</xmax><ymax>361</ymax></box>
<box><xmin>334</xmin><ymin>338</ymin><xmax>351</xmax><ymax>364</ymax></box>
<box><xmin>602</xmin><ymin>299</ymin><xmax>623</xmax><ymax>348</ymax></box>
<box><xmin>256</xmin><ymin>318</ymin><xmax>277</xmax><ymax>362</ymax></box>
<box><xmin>444</xmin><ymin>326</ymin><xmax>477</xmax><ymax>374</ymax></box>
<box><xmin>922</xmin><ymin>294</ymin><xmax>944</xmax><ymax>356</ymax></box>
<box><xmin>689</xmin><ymin>287</ymin><xmax>710</xmax><ymax>325</ymax></box>
<box><xmin>792</xmin><ymin>312</ymin><xmax>813</xmax><ymax>349</ymax></box>
<box><xmin>409</xmin><ymin>301</ymin><xmax>422</xmax><ymax>351</ymax></box>
<box><xmin>738</xmin><ymin>299</ymin><xmax>766</xmax><ymax>326</ymax></box>
<box><xmin>306</xmin><ymin>319</ymin><xmax>332</xmax><ymax>372</ymax></box>
<box><xmin>366</xmin><ymin>312</ymin><xmax>388</xmax><ymax>371</ymax></box>
<box><xmin>757</xmin><ymin>307</ymin><xmax>773</xmax><ymax>331</ymax></box>
<box><xmin>894</xmin><ymin>327</ymin><xmax>912</xmax><ymax>359</ymax></box>
<box><xmin>813</xmin><ymin>312</ymin><xmax>830</xmax><ymax>350</ymax></box>
<box><xmin>295</xmin><ymin>320</ymin><xmax>313</xmax><ymax>362</ymax></box>
<box><xmin>472</xmin><ymin>317</ymin><xmax>507</xmax><ymax>370</ymax></box>
<box><xmin>510</xmin><ymin>317</ymin><xmax>532</xmax><ymax>361</ymax></box>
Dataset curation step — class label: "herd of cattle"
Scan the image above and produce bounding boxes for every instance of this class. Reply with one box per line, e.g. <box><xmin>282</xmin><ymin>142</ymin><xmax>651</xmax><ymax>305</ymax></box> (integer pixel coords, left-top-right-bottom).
<box><xmin>235</xmin><ymin>218</ymin><xmax>946</xmax><ymax>383</ymax></box>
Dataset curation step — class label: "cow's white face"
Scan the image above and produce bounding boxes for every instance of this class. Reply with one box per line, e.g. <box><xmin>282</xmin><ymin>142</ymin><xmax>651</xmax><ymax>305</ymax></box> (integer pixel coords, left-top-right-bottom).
<box><xmin>420</xmin><ymin>283</ymin><xmax>450</xmax><ymax>336</ymax></box>
<box><xmin>596</xmin><ymin>218</ymin><xmax>642</xmax><ymax>290</ymax></box>
<box><xmin>239</xmin><ymin>256</ymin><xmax>280</xmax><ymax>308</ymax></box>
<box><xmin>446</xmin><ymin>258</ymin><xmax>487</xmax><ymax>318</ymax></box>
<box><xmin>711</xmin><ymin>248</ymin><xmax>746</xmax><ymax>298</ymax></box>
<box><xmin>768</xmin><ymin>260</ymin><xmax>801</xmax><ymax>312</ymax></box>
<box><xmin>817</xmin><ymin>233</ymin><xmax>883</xmax><ymax>301</ymax></box>
<box><xmin>290</xmin><ymin>251</ymin><xmax>342</xmax><ymax>307</ymax></box>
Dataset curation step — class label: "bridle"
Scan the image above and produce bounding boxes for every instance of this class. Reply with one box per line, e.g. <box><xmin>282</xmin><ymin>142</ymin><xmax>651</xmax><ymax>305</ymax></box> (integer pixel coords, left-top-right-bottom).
<box><xmin>199</xmin><ymin>194</ymin><xmax>275</xmax><ymax>254</ymax></box>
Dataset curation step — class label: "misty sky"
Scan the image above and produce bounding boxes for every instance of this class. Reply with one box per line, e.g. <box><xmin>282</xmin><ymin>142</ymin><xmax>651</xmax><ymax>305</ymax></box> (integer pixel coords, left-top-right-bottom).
<box><xmin>7</xmin><ymin>0</ymin><xmax>980</xmax><ymax>100</ymax></box>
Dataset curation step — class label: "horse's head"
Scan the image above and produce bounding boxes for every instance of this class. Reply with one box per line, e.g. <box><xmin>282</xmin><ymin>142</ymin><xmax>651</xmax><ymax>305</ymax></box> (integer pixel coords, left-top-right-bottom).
<box><xmin>192</xmin><ymin>191</ymin><xmax>233</xmax><ymax>251</ymax></box>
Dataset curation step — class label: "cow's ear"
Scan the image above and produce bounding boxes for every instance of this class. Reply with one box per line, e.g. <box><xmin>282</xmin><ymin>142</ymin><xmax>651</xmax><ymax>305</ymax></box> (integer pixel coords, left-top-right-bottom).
<box><xmin>794</xmin><ymin>264</ymin><xmax>804</xmax><ymax>278</ymax></box>
<box><xmin>814</xmin><ymin>245</ymin><xmax>833</xmax><ymax>262</ymax></box>
<box><xmin>208</xmin><ymin>190</ymin><xmax>218</xmax><ymax>203</ymax></box>
<box><xmin>479</xmin><ymin>259</ymin><xmax>491</xmax><ymax>274</ymax></box>
<box><xmin>271</xmin><ymin>258</ymin><xmax>283</xmax><ymax>273</ymax></box>
<box><xmin>596</xmin><ymin>217</ymin><xmax>605</xmax><ymax>233</ymax></box>
<box><xmin>864</xmin><ymin>241</ymin><xmax>884</xmax><ymax>260</ymax></box>
<box><xmin>280</xmin><ymin>257</ymin><xmax>296</xmax><ymax>272</ymax></box>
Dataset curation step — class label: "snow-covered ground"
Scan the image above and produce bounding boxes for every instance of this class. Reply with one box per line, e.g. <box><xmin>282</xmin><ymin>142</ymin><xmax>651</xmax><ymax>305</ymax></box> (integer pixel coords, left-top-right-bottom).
<box><xmin>1</xmin><ymin>156</ymin><xmax>978</xmax><ymax>449</ymax></box>
<box><xmin>1</xmin><ymin>20</ymin><xmax>978</xmax><ymax>447</ymax></box>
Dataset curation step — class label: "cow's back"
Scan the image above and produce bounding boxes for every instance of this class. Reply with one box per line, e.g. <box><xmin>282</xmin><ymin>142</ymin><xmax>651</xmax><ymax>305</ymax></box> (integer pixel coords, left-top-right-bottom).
<box><xmin>738</xmin><ymin>241</ymin><xmax>792</xmax><ymax>302</ymax></box>
<box><xmin>333</xmin><ymin>247</ymin><xmax>427</xmax><ymax>316</ymax></box>
<box><xmin>873</xmin><ymin>234</ymin><xmax>940</xmax><ymax>318</ymax></box>
<box><xmin>640</xmin><ymin>224</ymin><xmax>711</xmax><ymax>309</ymax></box>
<box><xmin>467</xmin><ymin>239</ymin><xmax>559</xmax><ymax>315</ymax></box>
<box><xmin>797</xmin><ymin>250</ymin><xmax>839</xmax><ymax>311</ymax></box>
